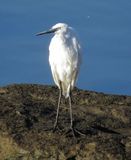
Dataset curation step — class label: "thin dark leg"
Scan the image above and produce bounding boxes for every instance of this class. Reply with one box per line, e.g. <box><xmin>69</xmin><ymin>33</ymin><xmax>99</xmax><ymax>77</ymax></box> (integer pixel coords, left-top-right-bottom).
<box><xmin>69</xmin><ymin>91</ymin><xmax>76</xmax><ymax>137</ymax></box>
<box><xmin>53</xmin><ymin>87</ymin><xmax>62</xmax><ymax>130</ymax></box>
<box><xmin>69</xmin><ymin>91</ymin><xmax>86</xmax><ymax>137</ymax></box>
<box><xmin>69</xmin><ymin>93</ymin><xmax>73</xmax><ymax>129</ymax></box>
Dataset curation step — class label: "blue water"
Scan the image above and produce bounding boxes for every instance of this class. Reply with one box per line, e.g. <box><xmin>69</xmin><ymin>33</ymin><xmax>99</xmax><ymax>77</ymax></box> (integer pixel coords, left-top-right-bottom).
<box><xmin>0</xmin><ymin>0</ymin><xmax>131</xmax><ymax>95</ymax></box>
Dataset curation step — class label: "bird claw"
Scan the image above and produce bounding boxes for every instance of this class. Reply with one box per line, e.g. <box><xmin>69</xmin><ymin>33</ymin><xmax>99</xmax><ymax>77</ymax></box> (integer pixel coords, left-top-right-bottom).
<box><xmin>53</xmin><ymin>124</ymin><xmax>62</xmax><ymax>133</ymax></box>
<box><xmin>52</xmin><ymin>123</ymin><xmax>86</xmax><ymax>139</ymax></box>
<box><xmin>65</xmin><ymin>126</ymin><xmax>86</xmax><ymax>138</ymax></box>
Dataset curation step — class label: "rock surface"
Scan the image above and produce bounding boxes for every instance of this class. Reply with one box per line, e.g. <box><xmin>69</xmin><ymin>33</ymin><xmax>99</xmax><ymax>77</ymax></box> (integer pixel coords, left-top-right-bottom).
<box><xmin>0</xmin><ymin>84</ymin><xmax>131</xmax><ymax>160</ymax></box>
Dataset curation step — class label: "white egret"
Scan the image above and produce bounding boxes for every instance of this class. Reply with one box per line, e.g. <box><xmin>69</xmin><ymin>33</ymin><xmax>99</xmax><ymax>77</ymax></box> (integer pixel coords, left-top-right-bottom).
<box><xmin>36</xmin><ymin>23</ymin><xmax>82</xmax><ymax>136</ymax></box>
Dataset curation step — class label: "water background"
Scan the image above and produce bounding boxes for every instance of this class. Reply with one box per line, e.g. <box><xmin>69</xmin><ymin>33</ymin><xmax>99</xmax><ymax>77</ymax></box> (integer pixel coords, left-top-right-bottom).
<box><xmin>0</xmin><ymin>0</ymin><xmax>131</xmax><ymax>95</ymax></box>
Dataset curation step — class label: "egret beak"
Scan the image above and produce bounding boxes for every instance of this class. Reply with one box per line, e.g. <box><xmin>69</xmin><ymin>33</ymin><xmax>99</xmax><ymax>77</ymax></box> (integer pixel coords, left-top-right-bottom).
<box><xmin>36</xmin><ymin>28</ymin><xmax>58</xmax><ymax>36</ymax></box>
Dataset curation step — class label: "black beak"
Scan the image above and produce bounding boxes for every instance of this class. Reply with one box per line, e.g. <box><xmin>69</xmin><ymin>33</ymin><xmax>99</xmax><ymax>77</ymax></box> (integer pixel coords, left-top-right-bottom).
<box><xmin>36</xmin><ymin>28</ymin><xmax>58</xmax><ymax>36</ymax></box>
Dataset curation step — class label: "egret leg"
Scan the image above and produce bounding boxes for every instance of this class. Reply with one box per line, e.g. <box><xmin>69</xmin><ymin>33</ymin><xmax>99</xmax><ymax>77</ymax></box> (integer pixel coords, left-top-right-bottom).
<box><xmin>69</xmin><ymin>91</ymin><xmax>86</xmax><ymax>137</ymax></box>
<box><xmin>69</xmin><ymin>93</ymin><xmax>73</xmax><ymax>128</ymax></box>
<box><xmin>53</xmin><ymin>87</ymin><xmax>62</xmax><ymax>130</ymax></box>
<box><xmin>69</xmin><ymin>92</ymin><xmax>76</xmax><ymax>137</ymax></box>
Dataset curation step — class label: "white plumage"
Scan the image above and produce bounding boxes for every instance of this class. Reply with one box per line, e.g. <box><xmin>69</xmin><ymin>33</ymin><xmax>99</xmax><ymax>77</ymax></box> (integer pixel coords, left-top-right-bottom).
<box><xmin>36</xmin><ymin>23</ymin><xmax>82</xmax><ymax>135</ymax></box>
<box><xmin>48</xmin><ymin>23</ymin><xmax>81</xmax><ymax>98</ymax></box>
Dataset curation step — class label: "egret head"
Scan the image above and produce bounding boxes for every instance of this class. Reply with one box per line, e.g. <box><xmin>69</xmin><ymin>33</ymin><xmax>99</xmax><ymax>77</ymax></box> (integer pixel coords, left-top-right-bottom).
<box><xmin>36</xmin><ymin>23</ymin><xmax>70</xmax><ymax>36</ymax></box>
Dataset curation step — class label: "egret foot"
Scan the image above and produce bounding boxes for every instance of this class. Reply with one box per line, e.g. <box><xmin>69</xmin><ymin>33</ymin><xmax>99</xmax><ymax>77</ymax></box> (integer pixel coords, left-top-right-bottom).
<box><xmin>53</xmin><ymin>122</ymin><xmax>57</xmax><ymax>131</ymax></box>
<box><xmin>53</xmin><ymin>124</ymin><xmax>62</xmax><ymax>133</ymax></box>
<box><xmin>72</xmin><ymin>126</ymin><xmax>86</xmax><ymax>137</ymax></box>
<box><xmin>65</xmin><ymin>126</ymin><xmax>86</xmax><ymax>138</ymax></box>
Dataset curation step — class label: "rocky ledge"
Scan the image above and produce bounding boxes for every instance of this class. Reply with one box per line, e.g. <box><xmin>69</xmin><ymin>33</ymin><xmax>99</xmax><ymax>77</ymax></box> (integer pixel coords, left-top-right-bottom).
<box><xmin>0</xmin><ymin>84</ymin><xmax>131</xmax><ymax>160</ymax></box>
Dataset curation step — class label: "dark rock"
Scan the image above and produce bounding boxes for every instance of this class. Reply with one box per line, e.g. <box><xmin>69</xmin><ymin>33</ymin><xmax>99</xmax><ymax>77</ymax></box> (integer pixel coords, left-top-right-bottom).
<box><xmin>0</xmin><ymin>84</ymin><xmax>131</xmax><ymax>159</ymax></box>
